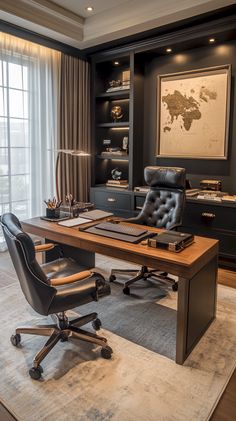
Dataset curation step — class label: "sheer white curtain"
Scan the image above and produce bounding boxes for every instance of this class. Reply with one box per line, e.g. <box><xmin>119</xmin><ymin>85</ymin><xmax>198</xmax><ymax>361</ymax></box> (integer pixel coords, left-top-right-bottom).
<box><xmin>0</xmin><ymin>33</ymin><xmax>61</xmax><ymax>249</ymax></box>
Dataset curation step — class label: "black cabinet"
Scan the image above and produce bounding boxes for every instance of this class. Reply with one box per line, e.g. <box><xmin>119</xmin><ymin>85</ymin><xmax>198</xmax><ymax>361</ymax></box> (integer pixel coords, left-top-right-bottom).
<box><xmin>181</xmin><ymin>199</ymin><xmax>236</xmax><ymax>269</ymax></box>
<box><xmin>90</xmin><ymin>186</ymin><xmax>134</xmax><ymax>218</ymax></box>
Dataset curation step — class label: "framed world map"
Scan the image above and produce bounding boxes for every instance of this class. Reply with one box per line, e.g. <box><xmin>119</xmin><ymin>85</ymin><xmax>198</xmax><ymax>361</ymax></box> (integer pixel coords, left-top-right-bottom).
<box><xmin>156</xmin><ymin>64</ymin><xmax>231</xmax><ymax>159</ymax></box>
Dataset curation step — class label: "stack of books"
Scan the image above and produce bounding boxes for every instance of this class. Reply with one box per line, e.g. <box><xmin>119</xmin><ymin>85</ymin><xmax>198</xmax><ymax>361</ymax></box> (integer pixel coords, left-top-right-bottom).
<box><xmin>106</xmin><ymin>85</ymin><xmax>130</xmax><ymax>92</ymax></box>
<box><xmin>101</xmin><ymin>150</ymin><xmax>128</xmax><ymax>156</ymax></box>
<box><xmin>106</xmin><ymin>179</ymin><xmax>128</xmax><ymax>189</ymax></box>
<box><xmin>134</xmin><ymin>186</ymin><xmax>149</xmax><ymax>193</ymax></box>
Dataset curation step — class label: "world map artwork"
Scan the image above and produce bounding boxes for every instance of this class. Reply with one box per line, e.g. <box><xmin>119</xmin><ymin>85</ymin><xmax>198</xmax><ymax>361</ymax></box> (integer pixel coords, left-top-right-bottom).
<box><xmin>158</xmin><ymin>69</ymin><xmax>229</xmax><ymax>158</ymax></box>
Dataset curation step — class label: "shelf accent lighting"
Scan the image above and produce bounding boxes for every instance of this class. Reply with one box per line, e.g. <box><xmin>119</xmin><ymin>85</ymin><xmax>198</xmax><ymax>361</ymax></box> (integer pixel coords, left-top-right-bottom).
<box><xmin>209</xmin><ymin>38</ymin><xmax>215</xmax><ymax>43</ymax></box>
<box><xmin>166</xmin><ymin>48</ymin><xmax>172</xmax><ymax>53</ymax></box>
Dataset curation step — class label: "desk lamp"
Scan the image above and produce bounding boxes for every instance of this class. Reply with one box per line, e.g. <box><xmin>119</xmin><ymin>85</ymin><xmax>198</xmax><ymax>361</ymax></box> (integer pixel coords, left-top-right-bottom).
<box><xmin>55</xmin><ymin>149</ymin><xmax>90</xmax><ymax>201</ymax></box>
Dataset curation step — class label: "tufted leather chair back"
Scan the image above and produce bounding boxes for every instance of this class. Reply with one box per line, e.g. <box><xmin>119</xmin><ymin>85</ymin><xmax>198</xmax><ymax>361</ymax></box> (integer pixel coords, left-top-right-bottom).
<box><xmin>135</xmin><ymin>166</ymin><xmax>186</xmax><ymax>229</ymax></box>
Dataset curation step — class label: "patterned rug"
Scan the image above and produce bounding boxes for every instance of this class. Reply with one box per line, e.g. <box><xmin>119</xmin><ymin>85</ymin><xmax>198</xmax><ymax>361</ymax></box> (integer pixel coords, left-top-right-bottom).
<box><xmin>0</xmin><ymin>255</ymin><xmax>236</xmax><ymax>421</ymax></box>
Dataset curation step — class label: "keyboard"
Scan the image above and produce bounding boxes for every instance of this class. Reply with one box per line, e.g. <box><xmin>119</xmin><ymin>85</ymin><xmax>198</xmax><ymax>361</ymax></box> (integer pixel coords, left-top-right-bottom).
<box><xmin>95</xmin><ymin>222</ymin><xmax>147</xmax><ymax>237</ymax></box>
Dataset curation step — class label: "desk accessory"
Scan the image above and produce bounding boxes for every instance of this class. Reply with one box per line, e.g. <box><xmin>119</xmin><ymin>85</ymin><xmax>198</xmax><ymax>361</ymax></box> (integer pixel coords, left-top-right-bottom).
<box><xmin>80</xmin><ymin>222</ymin><xmax>152</xmax><ymax>243</ymax></box>
<box><xmin>44</xmin><ymin>197</ymin><xmax>62</xmax><ymax>219</ymax></box>
<box><xmin>40</xmin><ymin>215</ymin><xmax>70</xmax><ymax>222</ymax></box>
<box><xmin>79</xmin><ymin>210</ymin><xmax>114</xmax><ymax>220</ymax></box>
<box><xmin>200</xmin><ymin>179</ymin><xmax>222</xmax><ymax>191</ymax></box>
<box><xmin>58</xmin><ymin>217</ymin><xmax>92</xmax><ymax>227</ymax></box>
<box><xmin>222</xmin><ymin>195</ymin><xmax>236</xmax><ymax>202</ymax></box>
<box><xmin>148</xmin><ymin>231</ymin><xmax>194</xmax><ymax>252</ymax></box>
<box><xmin>95</xmin><ymin>222</ymin><xmax>148</xmax><ymax>237</ymax></box>
<box><xmin>60</xmin><ymin>201</ymin><xmax>94</xmax><ymax>217</ymax></box>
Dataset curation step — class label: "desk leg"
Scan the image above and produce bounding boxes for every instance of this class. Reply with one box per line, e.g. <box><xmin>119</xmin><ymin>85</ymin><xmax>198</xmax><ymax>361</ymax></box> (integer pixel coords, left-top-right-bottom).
<box><xmin>176</xmin><ymin>255</ymin><xmax>218</xmax><ymax>365</ymax></box>
<box><xmin>45</xmin><ymin>240</ymin><xmax>95</xmax><ymax>268</ymax></box>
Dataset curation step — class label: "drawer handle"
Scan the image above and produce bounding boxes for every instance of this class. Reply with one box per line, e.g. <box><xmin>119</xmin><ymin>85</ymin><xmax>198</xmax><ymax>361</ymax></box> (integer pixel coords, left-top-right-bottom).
<box><xmin>201</xmin><ymin>212</ymin><xmax>216</xmax><ymax>219</ymax></box>
<box><xmin>107</xmin><ymin>197</ymin><xmax>116</xmax><ymax>203</ymax></box>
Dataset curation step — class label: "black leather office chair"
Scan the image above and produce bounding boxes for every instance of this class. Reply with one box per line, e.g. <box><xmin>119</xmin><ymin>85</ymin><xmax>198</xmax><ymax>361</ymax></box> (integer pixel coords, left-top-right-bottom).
<box><xmin>109</xmin><ymin>166</ymin><xmax>186</xmax><ymax>295</ymax></box>
<box><xmin>1</xmin><ymin>213</ymin><xmax>112</xmax><ymax>380</ymax></box>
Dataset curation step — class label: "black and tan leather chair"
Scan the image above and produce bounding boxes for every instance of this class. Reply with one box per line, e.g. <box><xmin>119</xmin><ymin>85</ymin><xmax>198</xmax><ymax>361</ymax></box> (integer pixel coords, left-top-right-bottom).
<box><xmin>1</xmin><ymin>213</ymin><xmax>112</xmax><ymax>380</ymax></box>
<box><xmin>109</xmin><ymin>166</ymin><xmax>186</xmax><ymax>295</ymax></box>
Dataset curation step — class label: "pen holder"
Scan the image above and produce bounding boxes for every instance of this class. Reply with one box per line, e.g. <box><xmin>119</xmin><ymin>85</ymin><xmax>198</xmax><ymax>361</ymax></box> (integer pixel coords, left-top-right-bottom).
<box><xmin>46</xmin><ymin>208</ymin><xmax>60</xmax><ymax>219</ymax></box>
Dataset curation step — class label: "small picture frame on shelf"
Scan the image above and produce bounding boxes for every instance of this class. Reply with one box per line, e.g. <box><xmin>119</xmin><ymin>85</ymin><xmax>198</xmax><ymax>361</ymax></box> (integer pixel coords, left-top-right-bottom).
<box><xmin>122</xmin><ymin>70</ymin><xmax>130</xmax><ymax>88</ymax></box>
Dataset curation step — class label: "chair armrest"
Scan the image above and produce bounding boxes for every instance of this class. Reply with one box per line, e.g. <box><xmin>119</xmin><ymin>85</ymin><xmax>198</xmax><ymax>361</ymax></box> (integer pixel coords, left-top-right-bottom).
<box><xmin>169</xmin><ymin>223</ymin><xmax>182</xmax><ymax>231</ymax></box>
<box><xmin>35</xmin><ymin>243</ymin><xmax>56</xmax><ymax>253</ymax></box>
<box><xmin>50</xmin><ymin>270</ymin><xmax>92</xmax><ymax>286</ymax></box>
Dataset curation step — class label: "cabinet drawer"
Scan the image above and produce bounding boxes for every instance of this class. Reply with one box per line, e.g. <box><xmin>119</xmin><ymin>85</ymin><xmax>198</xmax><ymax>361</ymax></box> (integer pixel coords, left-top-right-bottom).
<box><xmin>93</xmin><ymin>190</ymin><xmax>131</xmax><ymax>210</ymax></box>
<box><xmin>183</xmin><ymin>202</ymin><xmax>236</xmax><ymax>233</ymax></box>
<box><xmin>181</xmin><ymin>225</ymin><xmax>236</xmax><ymax>259</ymax></box>
<box><xmin>135</xmin><ymin>195</ymin><xmax>145</xmax><ymax>210</ymax></box>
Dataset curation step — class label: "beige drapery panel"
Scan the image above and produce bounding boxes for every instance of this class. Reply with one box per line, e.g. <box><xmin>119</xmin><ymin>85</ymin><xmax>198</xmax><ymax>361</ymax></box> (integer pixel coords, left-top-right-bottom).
<box><xmin>59</xmin><ymin>54</ymin><xmax>91</xmax><ymax>202</ymax></box>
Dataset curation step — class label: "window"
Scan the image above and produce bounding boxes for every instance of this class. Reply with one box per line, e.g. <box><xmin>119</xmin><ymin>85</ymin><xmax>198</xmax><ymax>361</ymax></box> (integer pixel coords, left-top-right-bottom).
<box><xmin>0</xmin><ymin>33</ymin><xmax>61</xmax><ymax>249</ymax></box>
<box><xmin>0</xmin><ymin>59</ymin><xmax>30</xmax><ymax>220</ymax></box>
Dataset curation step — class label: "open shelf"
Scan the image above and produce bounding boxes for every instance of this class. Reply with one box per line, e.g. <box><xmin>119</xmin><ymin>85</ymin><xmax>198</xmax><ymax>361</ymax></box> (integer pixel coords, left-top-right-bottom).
<box><xmin>96</xmin><ymin>154</ymin><xmax>129</xmax><ymax>160</ymax></box>
<box><xmin>96</xmin><ymin>90</ymin><xmax>130</xmax><ymax>100</ymax></box>
<box><xmin>97</xmin><ymin>122</ymin><xmax>129</xmax><ymax>128</ymax></box>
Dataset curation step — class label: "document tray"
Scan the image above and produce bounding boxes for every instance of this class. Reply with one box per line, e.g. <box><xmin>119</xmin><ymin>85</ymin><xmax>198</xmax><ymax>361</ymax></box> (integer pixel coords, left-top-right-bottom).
<box><xmin>80</xmin><ymin>223</ymin><xmax>152</xmax><ymax>243</ymax></box>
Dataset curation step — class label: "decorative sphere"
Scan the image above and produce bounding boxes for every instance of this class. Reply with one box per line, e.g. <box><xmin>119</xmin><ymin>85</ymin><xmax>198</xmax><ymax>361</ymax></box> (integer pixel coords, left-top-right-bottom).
<box><xmin>111</xmin><ymin>106</ymin><xmax>123</xmax><ymax>121</ymax></box>
<box><xmin>111</xmin><ymin>168</ymin><xmax>122</xmax><ymax>180</ymax></box>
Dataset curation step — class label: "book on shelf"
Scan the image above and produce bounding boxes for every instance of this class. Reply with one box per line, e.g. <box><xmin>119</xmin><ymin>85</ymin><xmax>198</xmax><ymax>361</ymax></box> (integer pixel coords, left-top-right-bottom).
<box><xmin>186</xmin><ymin>189</ymin><xmax>201</xmax><ymax>197</ymax></box>
<box><xmin>197</xmin><ymin>194</ymin><xmax>222</xmax><ymax>202</ymax></box>
<box><xmin>101</xmin><ymin>151</ymin><xmax>128</xmax><ymax>156</ymax></box>
<box><xmin>107</xmin><ymin>179</ymin><xmax>128</xmax><ymax>185</ymax></box>
<box><xmin>134</xmin><ymin>186</ymin><xmax>149</xmax><ymax>193</ymax></box>
<box><xmin>106</xmin><ymin>182</ymin><xmax>128</xmax><ymax>189</ymax></box>
<box><xmin>222</xmin><ymin>195</ymin><xmax>236</xmax><ymax>202</ymax></box>
<box><xmin>106</xmin><ymin>85</ymin><xmax>130</xmax><ymax>92</ymax></box>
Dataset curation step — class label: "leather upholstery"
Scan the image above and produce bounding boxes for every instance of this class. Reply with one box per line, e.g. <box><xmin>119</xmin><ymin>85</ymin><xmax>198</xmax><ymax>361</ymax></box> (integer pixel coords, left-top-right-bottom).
<box><xmin>144</xmin><ymin>166</ymin><xmax>185</xmax><ymax>189</ymax></box>
<box><xmin>129</xmin><ymin>166</ymin><xmax>186</xmax><ymax>230</ymax></box>
<box><xmin>1</xmin><ymin>213</ymin><xmax>110</xmax><ymax>316</ymax></box>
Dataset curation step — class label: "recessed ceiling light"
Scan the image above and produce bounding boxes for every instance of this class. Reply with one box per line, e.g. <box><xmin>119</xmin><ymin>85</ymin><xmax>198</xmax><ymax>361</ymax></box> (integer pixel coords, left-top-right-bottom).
<box><xmin>114</xmin><ymin>61</ymin><xmax>120</xmax><ymax>65</ymax></box>
<box><xmin>209</xmin><ymin>38</ymin><xmax>215</xmax><ymax>43</ymax></box>
<box><xmin>86</xmin><ymin>6</ymin><xmax>94</xmax><ymax>12</ymax></box>
<box><xmin>166</xmin><ymin>48</ymin><xmax>172</xmax><ymax>53</ymax></box>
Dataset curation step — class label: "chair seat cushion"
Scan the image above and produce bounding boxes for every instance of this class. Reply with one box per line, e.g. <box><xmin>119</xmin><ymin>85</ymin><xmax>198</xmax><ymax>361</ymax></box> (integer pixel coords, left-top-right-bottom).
<box><xmin>42</xmin><ymin>258</ymin><xmax>88</xmax><ymax>280</ymax></box>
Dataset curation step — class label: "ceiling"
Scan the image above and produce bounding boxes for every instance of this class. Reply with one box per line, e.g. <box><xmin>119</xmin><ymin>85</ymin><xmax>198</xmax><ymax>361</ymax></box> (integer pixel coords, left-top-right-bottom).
<box><xmin>0</xmin><ymin>0</ymin><xmax>235</xmax><ymax>50</ymax></box>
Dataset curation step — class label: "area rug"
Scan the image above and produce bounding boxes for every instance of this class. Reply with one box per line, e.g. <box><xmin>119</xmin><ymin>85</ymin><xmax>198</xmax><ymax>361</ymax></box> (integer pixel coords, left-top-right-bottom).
<box><xmin>0</xmin><ymin>255</ymin><xmax>236</xmax><ymax>421</ymax></box>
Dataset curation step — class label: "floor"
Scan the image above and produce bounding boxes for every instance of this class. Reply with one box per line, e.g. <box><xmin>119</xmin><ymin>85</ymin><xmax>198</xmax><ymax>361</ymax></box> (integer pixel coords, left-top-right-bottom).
<box><xmin>0</xmin><ymin>250</ymin><xmax>235</xmax><ymax>421</ymax></box>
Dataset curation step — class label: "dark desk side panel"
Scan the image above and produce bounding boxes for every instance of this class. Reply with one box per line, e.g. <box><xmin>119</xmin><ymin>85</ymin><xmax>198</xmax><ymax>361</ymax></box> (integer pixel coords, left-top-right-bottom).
<box><xmin>187</xmin><ymin>257</ymin><xmax>217</xmax><ymax>353</ymax></box>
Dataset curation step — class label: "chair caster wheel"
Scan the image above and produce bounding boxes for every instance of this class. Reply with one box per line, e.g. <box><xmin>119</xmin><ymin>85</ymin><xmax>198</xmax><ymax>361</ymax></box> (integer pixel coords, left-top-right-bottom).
<box><xmin>101</xmin><ymin>346</ymin><xmax>113</xmax><ymax>359</ymax></box>
<box><xmin>92</xmin><ymin>318</ymin><xmax>102</xmax><ymax>331</ymax></box>
<box><xmin>109</xmin><ymin>275</ymin><xmax>116</xmax><ymax>282</ymax></box>
<box><xmin>29</xmin><ymin>366</ymin><xmax>43</xmax><ymax>380</ymax></box>
<box><xmin>10</xmin><ymin>333</ymin><xmax>21</xmax><ymax>346</ymax></box>
<box><xmin>172</xmin><ymin>283</ymin><xmax>178</xmax><ymax>292</ymax></box>
<box><xmin>123</xmin><ymin>287</ymin><xmax>130</xmax><ymax>295</ymax></box>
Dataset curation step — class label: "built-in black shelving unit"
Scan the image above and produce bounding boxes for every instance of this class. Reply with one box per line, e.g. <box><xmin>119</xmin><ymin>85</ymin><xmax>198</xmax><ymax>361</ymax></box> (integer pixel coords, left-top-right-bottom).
<box><xmin>90</xmin><ymin>7</ymin><xmax>236</xmax><ymax>267</ymax></box>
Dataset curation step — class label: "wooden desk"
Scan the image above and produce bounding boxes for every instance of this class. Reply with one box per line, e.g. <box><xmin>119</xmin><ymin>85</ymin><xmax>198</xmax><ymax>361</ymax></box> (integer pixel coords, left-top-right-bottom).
<box><xmin>22</xmin><ymin>217</ymin><xmax>219</xmax><ymax>365</ymax></box>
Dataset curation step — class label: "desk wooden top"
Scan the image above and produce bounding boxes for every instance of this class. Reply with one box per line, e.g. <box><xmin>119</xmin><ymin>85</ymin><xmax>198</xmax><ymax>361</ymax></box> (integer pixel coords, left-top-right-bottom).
<box><xmin>22</xmin><ymin>217</ymin><xmax>218</xmax><ymax>279</ymax></box>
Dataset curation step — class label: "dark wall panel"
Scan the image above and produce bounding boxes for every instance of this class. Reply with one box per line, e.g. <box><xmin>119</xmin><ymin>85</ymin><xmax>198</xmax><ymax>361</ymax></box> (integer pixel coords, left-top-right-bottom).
<box><xmin>143</xmin><ymin>40</ymin><xmax>236</xmax><ymax>193</ymax></box>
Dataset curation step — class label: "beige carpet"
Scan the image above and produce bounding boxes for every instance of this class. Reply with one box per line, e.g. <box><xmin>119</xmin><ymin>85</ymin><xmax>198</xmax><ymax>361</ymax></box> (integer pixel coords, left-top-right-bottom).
<box><xmin>0</xmin><ymin>255</ymin><xmax>236</xmax><ymax>421</ymax></box>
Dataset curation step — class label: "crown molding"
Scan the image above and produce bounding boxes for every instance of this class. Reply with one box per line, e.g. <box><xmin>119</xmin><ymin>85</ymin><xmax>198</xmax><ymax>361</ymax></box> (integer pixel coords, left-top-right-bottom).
<box><xmin>89</xmin><ymin>11</ymin><xmax>236</xmax><ymax>59</ymax></box>
<box><xmin>0</xmin><ymin>0</ymin><xmax>84</xmax><ymax>41</ymax></box>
